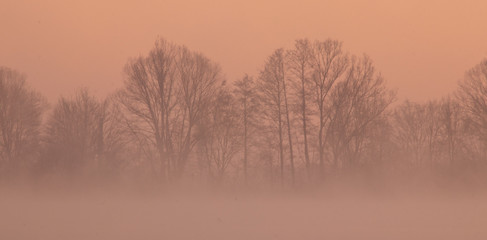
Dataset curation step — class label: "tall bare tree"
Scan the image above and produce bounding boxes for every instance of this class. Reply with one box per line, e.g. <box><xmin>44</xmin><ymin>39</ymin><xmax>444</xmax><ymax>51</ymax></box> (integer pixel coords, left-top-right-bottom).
<box><xmin>257</xmin><ymin>49</ymin><xmax>287</xmax><ymax>185</ymax></box>
<box><xmin>455</xmin><ymin>59</ymin><xmax>487</xmax><ymax>169</ymax></box>
<box><xmin>281</xmin><ymin>57</ymin><xmax>296</xmax><ymax>185</ymax></box>
<box><xmin>119</xmin><ymin>38</ymin><xmax>223</xmax><ymax>181</ymax></box>
<box><xmin>287</xmin><ymin>39</ymin><xmax>314</xmax><ymax>178</ymax></box>
<box><xmin>119</xmin><ymin>39</ymin><xmax>177</xmax><ymax>179</ymax></box>
<box><xmin>326</xmin><ymin>55</ymin><xmax>395</xmax><ymax>169</ymax></box>
<box><xmin>175</xmin><ymin>48</ymin><xmax>222</xmax><ymax>177</ymax></box>
<box><xmin>457</xmin><ymin>59</ymin><xmax>487</xmax><ymax>143</ymax></box>
<box><xmin>234</xmin><ymin>74</ymin><xmax>258</xmax><ymax>184</ymax></box>
<box><xmin>310</xmin><ymin>39</ymin><xmax>349</xmax><ymax>177</ymax></box>
<box><xmin>0</xmin><ymin>67</ymin><xmax>45</xmax><ymax>173</ymax></box>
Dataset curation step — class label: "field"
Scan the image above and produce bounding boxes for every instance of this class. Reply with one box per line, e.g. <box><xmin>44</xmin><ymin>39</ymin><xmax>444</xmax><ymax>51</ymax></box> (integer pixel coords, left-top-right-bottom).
<box><xmin>2</xmin><ymin>185</ymin><xmax>486</xmax><ymax>240</ymax></box>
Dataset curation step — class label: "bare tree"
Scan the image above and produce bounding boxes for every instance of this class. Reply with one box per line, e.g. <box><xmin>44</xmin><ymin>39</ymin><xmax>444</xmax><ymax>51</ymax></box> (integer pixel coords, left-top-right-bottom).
<box><xmin>42</xmin><ymin>89</ymin><xmax>127</xmax><ymax>175</ymax></box>
<box><xmin>175</xmin><ymin>48</ymin><xmax>222</xmax><ymax>177</ymax></box>
<box><xmin>393</xmin><ymin>101</ymin><xmax>429</xmax><ymax>168</ymax></box>
<box><xmin>0</xmin><ymin>67</ymin><xmax>45</xmax><ymax>174</ymax></box>
<box><xmin>281</xmin><ymin>56</ymin><xmax>296</xmax><ymax>185</ymax></box>
<box><xmin>200</xmin><ymin>87</ymin><xmax>241</xmax><ymax>184</ymax></box>
<box><xmin>326</xmin><ymin>55</ymin><xmax>395</xmax><ymax>169</ymax></box>
<box><xmin>287</xmin><ymin>39</ymin><xmax>314</xmax><ymax>178</ymax></box>
<box><xmin>234</xmin><ymin>74</ymin><xmax>259</xmax><ymax>184</ymax></box>
<box><xmin>438</xmin><ymin>96</ymin><xmax>464</xmax><ymax>167</ymax></box>
<box><xmin>310</xmin><ymin>39</ymin><xmax>349</xmax><ymax>177</ymax></box>
<box><xmin>119</xmin><ymin>39</ymin><xmax>178</xmax><ymax>180</ymax></box>
<box><xmin>392</xmin><ymin>100</ymin><xmax>442</xmax><ymax>169</ymax></box>
<box><xmin>457</xmin><ymin>59</ymin><xmax>487</xmax><ymax>143</ymax></box>
<box><xmin>455</xmin><ymin>59</ymin><xmax>487</xmax><ymax>169</ymax></box>
<box><xmin>119</xmin><ymin>37</ymin><xmax>223</xmax><ymax>181</ymax></box>
<box><xmin>424</xmin><ymin>101</ymin><xmax>443</xmax><ymax>168</ymax></box>
<box><xmin>257</xmin><ymin>49</ymin><xmax>287</xmax><ymax>185</ymax></box>
<box><xmin>96</xmin><ymin>95</ymin><xmax>133</xmax><ymax>173</ymax></box>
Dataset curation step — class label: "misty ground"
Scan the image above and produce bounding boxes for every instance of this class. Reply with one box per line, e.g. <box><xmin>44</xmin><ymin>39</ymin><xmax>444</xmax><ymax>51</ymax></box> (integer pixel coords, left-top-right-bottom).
<box><xmin>2</xmin><ymin>181</ymin><xmax>487</xmax><ymax>240</ymax></box>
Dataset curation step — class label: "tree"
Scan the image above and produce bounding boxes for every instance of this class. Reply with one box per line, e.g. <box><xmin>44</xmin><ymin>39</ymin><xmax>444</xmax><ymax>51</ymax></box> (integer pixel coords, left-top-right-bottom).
<box><xmin>176</xmin><ymin>47</ymin><xmax>222</xmax><ymax>177</ymax></box>
<box><xmin>438</xmin><ymin>96</ymin><xmax>464</xmax><ymax>167</ymax></box>
<box><xmin>200</xmin><ymin>87</ymin><xmax>241</xmax><ymax>184</ymax></box>
<box><xmin>119</xmin><ymin>37</ymin><xmax>223</xmax><ymax>181</ymax></box>
<box><xmin>234</xmin><ymin>74</ymin><xmax>259</xmax><ymax>184</ymax></box>
<box><xmin>310</xmin><ymin>39</ymin><xmax>349</xmax><ymax>177</ymax></box>
<box><xmin>281</xmin><ymin>54</ymin><xmax>296</xmax><ymax>185</ymax></box>
<box><xmin>456</xmin><ymin>59</ymin><xmax>487</xmax><ymax>169</ymax></box>
<box><xmin>41</xmin><ymin>89</ymin><xmax>127</xmax><ymax>175</ymax></box>
<box><xmin>325</xmin><ymin>55</ymin><xmax>395</xmax><ymax>169</ymax></box>
<box><xmin>0</xmin><ymin>67</ymin><xmax>45</xmax><ymax>174</ymax></box>
<box><xmin>119</xmin><ymin>39</ymin><xmax>178</xmax><ymax>180</ymax></box>
<box><xmin>257</xmin><ymin>49</ymin><xmax>288</xmax><ymax>185</ymax></box>
<box><xmin>392</xmin><ymin>100</ymin><xmax>442</xmax><ymax>169</ymax></box>
<box><xmin>287</xmin><ymin>39</ymin><xmax>314</xmax><ymax>178</ymax></box>
<box><xmin>457</xmin><ymin>59</ymin><xmax>487</xmax><ymax>143</ymax></box>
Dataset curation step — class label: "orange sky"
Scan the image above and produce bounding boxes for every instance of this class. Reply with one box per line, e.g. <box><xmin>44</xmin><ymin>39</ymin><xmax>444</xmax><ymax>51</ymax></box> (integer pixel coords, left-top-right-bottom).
<box><xmin>1</xmin><ymin>0</ymin><xmax>486</xmax><ymax>103</ymax></box>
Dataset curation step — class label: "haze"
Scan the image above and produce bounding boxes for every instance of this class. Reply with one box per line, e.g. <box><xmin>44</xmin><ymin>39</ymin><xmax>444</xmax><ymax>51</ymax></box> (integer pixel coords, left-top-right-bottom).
<box><xmin>2</xmin><ymin>1</ymin><xmax>487</xmax><ymax>239</ymax></box>
<box><xmin>2</xmin><ymin>0</ymin><xmax>486</xmax><ymax>102</ymax></box>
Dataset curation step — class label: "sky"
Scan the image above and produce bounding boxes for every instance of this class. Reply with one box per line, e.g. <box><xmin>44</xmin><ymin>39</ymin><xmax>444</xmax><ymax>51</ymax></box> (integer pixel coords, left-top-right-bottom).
<box><xmin>1</xmin><ymin>0</ymin><xmax>486</xmax><ymax>103</ymax></box>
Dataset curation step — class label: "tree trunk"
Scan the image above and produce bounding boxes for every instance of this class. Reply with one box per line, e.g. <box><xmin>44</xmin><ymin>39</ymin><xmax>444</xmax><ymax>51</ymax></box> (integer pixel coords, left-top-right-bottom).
<box><xmin>243</xmin><ymin>98</ymin><xmax>248</xmax><ymax>185</ymax></box>
<box><xmin>282</xmin><ymin>74</ymin><xmax>295</xmax><ymax>185</ymax></box>
<box><xmin>319</xmin><ymin>105</ymin><xmax>325</xmax><ymax>179</ymax></box>
<box><xmin>300</xmin><ymin>69</ymin><xmax>311</xmax><ymax>179</ymax></box>
<box><xmin>278</xmin><ymin>95</ymin><xmax>285</xmax><ymax>186</ymax></box>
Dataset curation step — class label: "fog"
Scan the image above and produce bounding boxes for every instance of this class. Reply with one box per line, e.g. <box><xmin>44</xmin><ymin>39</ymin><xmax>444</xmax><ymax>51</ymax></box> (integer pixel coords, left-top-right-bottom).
<box><xmin>2</xmin><ymin>0</ymin><xmax>487</xmax><ymax>239</ymax></box>
<box><xmin>2</xmin><ymin>179</ymin><xmax>487</xmax><ymax>239</ymax></box>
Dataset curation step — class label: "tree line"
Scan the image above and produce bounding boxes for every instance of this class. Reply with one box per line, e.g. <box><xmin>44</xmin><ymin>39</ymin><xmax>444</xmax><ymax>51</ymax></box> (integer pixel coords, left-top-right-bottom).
<box><xmin>1</xmin><ymin>37</ymin><xmax>487</xmax><ymax>188</ymax></box>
